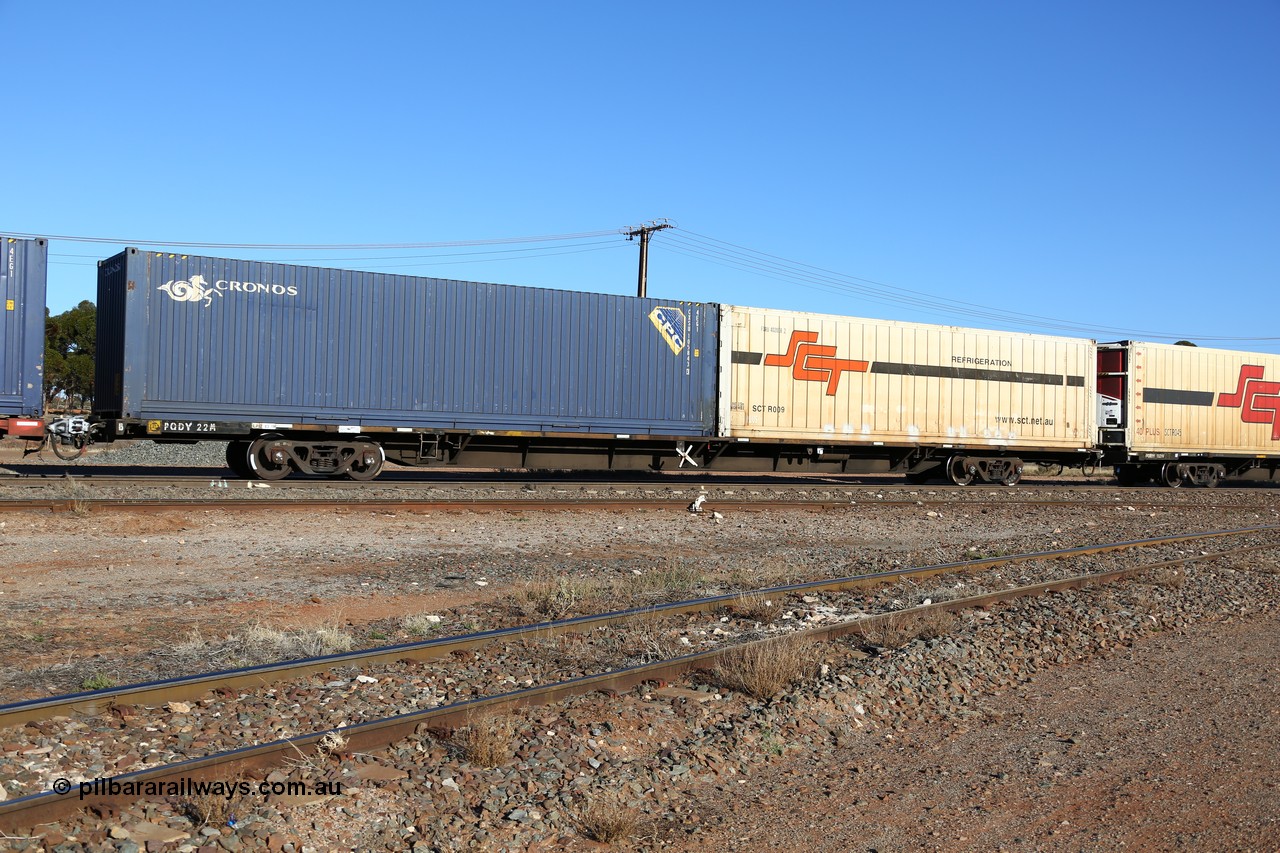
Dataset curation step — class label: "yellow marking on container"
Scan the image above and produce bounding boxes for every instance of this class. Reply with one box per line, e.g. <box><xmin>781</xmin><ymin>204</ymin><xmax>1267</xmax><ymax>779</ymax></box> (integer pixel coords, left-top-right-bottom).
<box><xmin>147</xmin><ymin>420</ymin><xmax>162</xmax><ymax>433</ymax></box>
<box><xmin>5</xmin><ymin>300</ymin><xmax>13</xmax><ymax>311</ymax></box>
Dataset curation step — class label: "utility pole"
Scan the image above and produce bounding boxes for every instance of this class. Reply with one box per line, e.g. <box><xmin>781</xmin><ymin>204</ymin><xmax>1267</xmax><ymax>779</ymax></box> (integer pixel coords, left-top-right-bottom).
<box><xmin>624</xmin><ymin>219</ymin><xmax>672</xmax><ymax>297</ymax></box>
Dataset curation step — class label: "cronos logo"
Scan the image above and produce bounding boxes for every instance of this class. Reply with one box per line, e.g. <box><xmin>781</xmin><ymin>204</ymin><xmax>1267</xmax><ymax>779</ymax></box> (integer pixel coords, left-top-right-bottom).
<box><xmin>158</xmin><ymin>275</ymin><xmax>222</xmax><ymax>307</ymax></box>
<box><xmin>157</xmin><ymin>275</ymin><xmax>300</xmax><ymax>307</ymax></box>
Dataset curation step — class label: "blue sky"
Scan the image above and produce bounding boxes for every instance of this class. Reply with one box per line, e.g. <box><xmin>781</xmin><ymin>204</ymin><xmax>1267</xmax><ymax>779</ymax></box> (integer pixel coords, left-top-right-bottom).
<box><xmin>4</xmin><ymin>2</ymin><xmax>1277</xmax><ymax>350</ymax></box>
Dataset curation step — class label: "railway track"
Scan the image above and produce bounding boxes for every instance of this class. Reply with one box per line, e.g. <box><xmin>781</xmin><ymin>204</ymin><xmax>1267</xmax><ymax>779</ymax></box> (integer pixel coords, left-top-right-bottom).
<box><xmin>2</xmin><ymin>525</ymin><xmax>1274</xmax><ymax>833</ymax></box>
<box><xmin>0</xmin><ymin>494</ymin><xmax>1275</xmax><ymax>514</ymax></box>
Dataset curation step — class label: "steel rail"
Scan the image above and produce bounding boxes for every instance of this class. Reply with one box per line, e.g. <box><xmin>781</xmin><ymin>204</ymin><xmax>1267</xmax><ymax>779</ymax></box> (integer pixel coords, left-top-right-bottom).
<box><xmin>2</xmin><ymin>526</ymin><xmax>1270</xmax><ymax>731</ymax></box>
<box><xmin>1</xmin><ymin>535</ymin><xmax>1271</xmax><ymax>833</ymax></box>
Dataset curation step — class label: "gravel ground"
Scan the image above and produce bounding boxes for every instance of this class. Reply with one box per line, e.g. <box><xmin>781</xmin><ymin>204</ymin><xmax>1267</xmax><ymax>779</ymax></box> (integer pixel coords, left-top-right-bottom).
<box><xmin>5</xmin><ymin>533</ymin><xmax>1269</xmax><ymax>802</ymax></box>
<box><xmin>0</xmin><ymin>445</ymin><xmax>1278</xmax><ymax>851</ymax></box>
<box><xmin>6</xmin><ymin>546</ymin><xmax>1278</xmax><ymax>851</ymax></box>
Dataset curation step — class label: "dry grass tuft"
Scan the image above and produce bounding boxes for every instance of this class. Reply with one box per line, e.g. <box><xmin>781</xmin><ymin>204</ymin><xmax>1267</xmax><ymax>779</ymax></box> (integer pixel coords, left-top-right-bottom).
<box><xmin>1144</xmin><ymin>567</ymin><xmax>1187</xmax><ymax>588</ymax></box>
<box><xmin>242</xmin><ymin>624</ymin><xmax>355</xmax><ymax>660</ymax></box>
<box><xmin>629</xmin><ymin>560</ymin><xmax>704</xmax><ymax>603</ymax></box>
<box><xmin>712</xmin><ymin>634</ymin><xmax>821</xmax><ymax>699</ymax></box>
<box><xmin>606</xmin><ymin>610</ymin><xmax>686</xmax><ymax>665</ymax></box>
<box><xmin>400</xmin><ymin>613</ymin><xmax>443</xmax><ymax>637</ymax></box>
<box><xmin>452</xmin><ymin>712</ymin><xmax>515</xmax><ymax>767</ymax></box>
<box><xmin>520</xmin><ymin>574</ymin><xmax>604</xmax><ymax>620</ymax></box>
<box><xmin>180</xmin><ymin>775</ymin><xmax>252</xmax><ymax>828</ymax></box>
<box><xmin>860</xmin><ymin>609</ymin><xmax>959</xmax><ymax>649</ymax></box>
<box><xmin>169</xmin><ymin>624</ymin><xmax>355</xmax><ymax>669</ymax></box>
<box><xmin>284</xmin><ymin>730</ymin><xmax>348</xmax><ymax>776</ymax></box>
<box><xmin>576</xmin><ymin>793</ymin><xmax>641</xmax><ymax>844</ymax></box>
<box><xmin>725</xmin><ymin>591</ymin><xmax>782</xmax><ymax>623</ymax></box>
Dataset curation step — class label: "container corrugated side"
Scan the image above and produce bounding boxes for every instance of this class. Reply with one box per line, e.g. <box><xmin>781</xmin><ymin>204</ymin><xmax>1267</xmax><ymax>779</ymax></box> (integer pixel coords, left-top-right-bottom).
<box><xmin>0</xmin><ymin>236</ymin><xmax>47</xmax><ymax>417</ymax></box>
<box><xmin>1120</xmin><ymin>341</ymin><xmax>1280</xmax><ymax>455</ymax></box>
<box><xmin>97</xmin><ymin>249</ymin><xmax>717</xmax><ymax>435</ymax></box>
<box><xmin>719</xmin><ymin>306</ymin><xmax>1096</xmax><ymax>449</ymax></box>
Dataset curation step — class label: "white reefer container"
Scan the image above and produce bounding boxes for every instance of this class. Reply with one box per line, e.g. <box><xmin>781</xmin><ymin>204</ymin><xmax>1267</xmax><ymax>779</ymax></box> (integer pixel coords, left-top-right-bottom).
<box><xmin>1099</xmin><ymin>341</ymin><xmax>1280</xmax><ymax>457</ymax></box>
<box><xmin>719</xmin><ymin>306</ymin><xmax>1097</xmax><ymax>452</ymax></box>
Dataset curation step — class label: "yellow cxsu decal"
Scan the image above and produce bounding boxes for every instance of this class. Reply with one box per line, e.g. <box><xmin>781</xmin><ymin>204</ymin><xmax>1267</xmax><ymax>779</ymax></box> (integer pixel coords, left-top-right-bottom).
<box><xmin>147</xmin><ymin>420</ymin><xmax>163</xmax><ymax>433</ymax></box>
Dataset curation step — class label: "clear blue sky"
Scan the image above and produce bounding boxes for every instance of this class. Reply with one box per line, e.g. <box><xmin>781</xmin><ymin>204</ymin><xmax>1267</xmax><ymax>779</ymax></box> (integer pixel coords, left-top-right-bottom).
<box><xmin>4</xmin><ymin>2</ymin><xmax>1277</xmax><ymax>350</ymax></box>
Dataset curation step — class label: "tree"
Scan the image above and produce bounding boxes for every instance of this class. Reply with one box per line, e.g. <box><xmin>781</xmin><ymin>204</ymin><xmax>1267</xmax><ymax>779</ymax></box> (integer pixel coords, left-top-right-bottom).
<box><xmin>44</xmin><ymin>301</ymin><xmax>96</xmax><ymax>411</ymax></box>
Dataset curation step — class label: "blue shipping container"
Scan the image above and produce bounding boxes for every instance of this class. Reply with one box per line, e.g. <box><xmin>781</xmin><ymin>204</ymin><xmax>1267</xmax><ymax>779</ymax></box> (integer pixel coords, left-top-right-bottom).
<box><xmin>0</xmin><ymin>236</ymin><xmax>47</xmax><ymax>418</ymax></box>
<box><xmin>96</xmin><ymin>249</ymin><xmax>718</xmax><ymax>435</ymax></box>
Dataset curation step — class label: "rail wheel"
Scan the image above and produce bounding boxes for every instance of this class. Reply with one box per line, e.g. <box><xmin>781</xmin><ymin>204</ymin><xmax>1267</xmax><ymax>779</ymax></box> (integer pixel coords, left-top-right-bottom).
<box><xmin>49</xmin><ymin>434</ymin><xmax>88</xmax><ymax>461</ymax></box>
<box><xmin>345</xmin><ymin>443</ymin><xmax>385</xmax><ymax>481</ymax></box>
<box><xmin>1159</xmin><ymin>462</ymin><xmax>1184</xmax><ymax>488</ymax></box>
<box><xmin>947</xmin><ymin>456</ymin><xmax>975</xmax><ymax>486</ymax></box>
<box><xmin>247</xmin><ymin>435</ymin><xmax>293</xmax><ymax>480</ymax></box>
<box><xmin>1203</xmin><ymin>467</ymin><xmax>1221</xmax><ymax>488</ymax></box>
<box><xmin>1002</xmin><ymin>464</ymin><xmax>1023</xmax><ymax>486</ymax></box>
<box><xmin>225</xmin><ymin>440</ymin><xmax>254</xmax><ymax>479</ymax></box>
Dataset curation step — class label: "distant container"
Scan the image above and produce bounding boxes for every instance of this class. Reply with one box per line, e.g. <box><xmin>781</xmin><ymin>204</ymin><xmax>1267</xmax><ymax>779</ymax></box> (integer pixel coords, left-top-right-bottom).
<box><xmin>719</xmin><ymin>305</ymin><xmax>1096</xmax><ymax>450</ymax></box>
<box><xmin>1099</xmin><ymin>340</ymin><xmax>1280</xmax><ymax>456</ymax></box>
<box><xmin>0</xmin><ymin>236</ymin><xmax>47</xmax><ymax>420</ymax></box>
<box><xmin>96</xmin><ymin>249</ymin><xmax>717</xmax><ymax>435</ymax></box>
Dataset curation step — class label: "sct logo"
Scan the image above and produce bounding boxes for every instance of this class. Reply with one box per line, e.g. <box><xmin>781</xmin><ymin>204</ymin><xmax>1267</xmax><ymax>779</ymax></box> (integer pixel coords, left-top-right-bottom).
<box><xmin>649</xmin><ymin>306</ymin><xmax>687</xmax><ymax>355</ymax></box>
<box><xmin>158</xmin><ymin>274</ymin><xmax>222</xmax><ymax>307</ymax></box>
<box><xmin>1218</xmin><ymin>365</ymin><xmax>1280</xmax><ymax>440</ymax></box>
<box><xmin>765</xmin><ymin>330</ymin><xmax>868</xmax><ymax>396</ymax></box>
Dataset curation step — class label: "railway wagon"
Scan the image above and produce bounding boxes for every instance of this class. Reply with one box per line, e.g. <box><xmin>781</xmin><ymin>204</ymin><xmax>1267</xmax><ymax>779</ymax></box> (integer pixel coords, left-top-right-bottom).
<box><xmin>1100</xmin><ymin>341</ymin><xmax>1280</xmax><ymax>486</ymax></box>
<box><xmin>94</xmin><ymin>248</ymin><xmax>718</xmax><ymax>478</ymax></box>
<box><xmin>0</xmin><ymin>236</ymin><xmax>47</xmax><ymax>439</ymax></box>
<box><xmin>714</xmin><ymin>305</ymin><xmax>1099</xmax><ymax>483</ymax></box>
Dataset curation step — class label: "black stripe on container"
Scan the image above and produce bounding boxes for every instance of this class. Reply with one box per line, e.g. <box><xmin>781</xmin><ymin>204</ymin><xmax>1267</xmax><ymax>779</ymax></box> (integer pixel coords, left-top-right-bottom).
<box><xmin>871</xmin><ymin>362</ymin><xmax>1083</xmax><ymax>387</ymax></box>
<box><xmin>732</xmin><ymin>351</ymin><xmax>763</xmax><ymax>365</ymax></box>
<box><xmin>1144</xmin><ymin>388</ymin><xmax>1215</xmax><ymax>406</ymax></box>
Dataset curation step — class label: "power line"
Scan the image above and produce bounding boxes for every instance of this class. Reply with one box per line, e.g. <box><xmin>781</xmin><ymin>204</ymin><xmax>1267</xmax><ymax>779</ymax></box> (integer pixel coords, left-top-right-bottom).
<box><xmin>5</xmin><ymin>229</ymin><xmax>619</xmax><ymax>250</ymax></box>
<box><xmin>659</xmin><ymin>230</ymin><xmax>1280</xmax><ymax>343</ymax></box>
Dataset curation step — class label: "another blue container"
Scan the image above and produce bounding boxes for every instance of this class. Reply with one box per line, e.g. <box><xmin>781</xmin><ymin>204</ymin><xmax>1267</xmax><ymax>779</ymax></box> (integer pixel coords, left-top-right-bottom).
<box><xmin>96</xmin><ymin>249</ymin><xmax>717</xmax><ymax>435</ymax></box>
<box><xmin>0</xmin><ymin>236</ymin><xmax>47</xmax><ymax>418</ymax></box>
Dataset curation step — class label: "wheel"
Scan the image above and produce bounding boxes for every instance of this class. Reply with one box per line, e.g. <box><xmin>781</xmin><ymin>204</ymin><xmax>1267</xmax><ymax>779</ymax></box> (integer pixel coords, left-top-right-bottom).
<box><xmin>947</xmin><ymin>456</ymin><xmax>975</xmax><ymax>486</ymax></box>
<box><xmin>247</xmin><ymin>436</ymin><xmax>293</xmax><ymax>480</ymax></box>
<box><xmin>345</xmin><ymin>444</ymin><xmax>385</xmax><ymax>480</ymax></box>
<box><xmin>225</xmin><ymin>440</ymin><xmax>254</xmax><ymax>479</ymax></box>
<box><xmin>1159</xmin><ymin>463</ymin><xmax>1184</xmax><ymax>488</ymax></box>
<box><xmin>1002</xmin><ymin>464</ymin><xmax>1023</xmax><ymax>486</ymax></box>
<box><xmin>49</xmin><ymin>434</ymin><xmax>87</xmax><ymax>460</ymax></box>
<box><xmin>1203</xmin><ymin>467</ymin><xmax>1221</xmax><ymax>489</ymax></box>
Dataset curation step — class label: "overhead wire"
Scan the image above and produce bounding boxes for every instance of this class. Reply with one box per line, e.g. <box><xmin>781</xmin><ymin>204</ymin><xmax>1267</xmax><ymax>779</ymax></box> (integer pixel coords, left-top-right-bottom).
<box><xmin>660</xmin><ymin>229</ymin><xmax>1279</xmax><ymax>342</ymax></box>
<box><xmin>24</xmin><ymin>224</ymin><xmax>1279</xmax><ymax>343</ymax></box>
<box><xmin>8</xmin><ymin>229</ymin><xmax>619</xmax><ymax>250</ymax></box>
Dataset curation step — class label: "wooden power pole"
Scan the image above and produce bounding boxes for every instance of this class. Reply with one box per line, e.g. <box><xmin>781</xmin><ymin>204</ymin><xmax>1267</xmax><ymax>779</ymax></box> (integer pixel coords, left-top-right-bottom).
<box><xmin>625</xmin><ymin>220</ymin><xmax>672</xmax><ymax>297</ymax></box>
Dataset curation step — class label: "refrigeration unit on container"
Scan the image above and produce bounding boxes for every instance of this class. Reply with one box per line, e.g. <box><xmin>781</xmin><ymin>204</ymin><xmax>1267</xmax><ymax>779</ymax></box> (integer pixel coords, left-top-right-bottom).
<box><xmin>95</xmin><ymin>248</ymin><xmax>717</xmax><ymax>478</ymax></box>
<box><xmin>0</xmin><ymin>236</ymin><xmax>47</xmax><ymax>439</ymax></box>
<box><xmin>717</xmin><ymin>305</ymin><xmax>1098</xmax><ymax>483</ymax></box>
<box><xmin>1099</xmin><ymin>341</ymin><xmax>1280</xmax><ymax>486</ymax></box>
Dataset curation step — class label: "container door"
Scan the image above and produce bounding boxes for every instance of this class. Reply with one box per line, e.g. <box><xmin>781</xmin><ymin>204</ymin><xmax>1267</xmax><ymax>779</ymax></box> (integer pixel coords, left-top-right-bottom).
<box><xmin>1097</xmin><ymin>345</ymin><xmax>1127</xmax><ymax>444</ymax></box>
